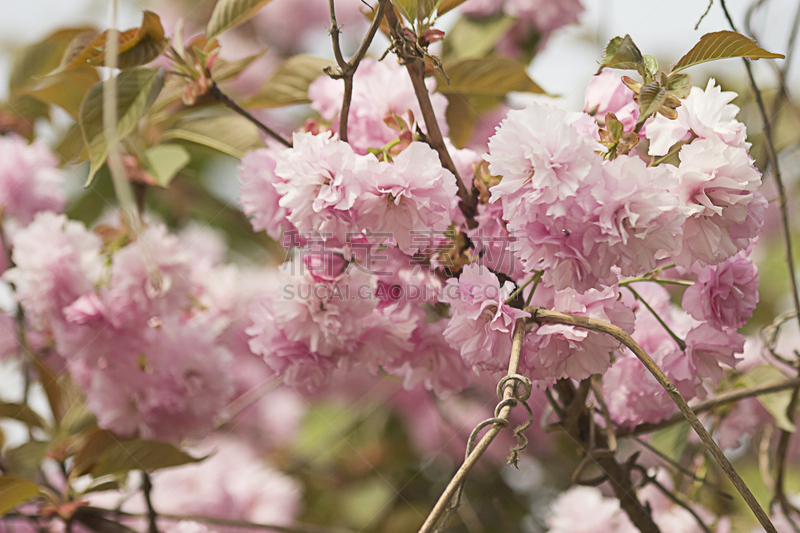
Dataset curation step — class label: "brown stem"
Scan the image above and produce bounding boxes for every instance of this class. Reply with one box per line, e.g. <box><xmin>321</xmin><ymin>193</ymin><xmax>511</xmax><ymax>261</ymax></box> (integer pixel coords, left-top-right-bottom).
<box><xmin>328</xmin><ymin>0</ymin><xmax>389</xmax><ymax>143</ymax></box>
<box><xmin>528</xmin><ymin>306</ymin><xmax>777</xmax><ymax>533</ymax></box>
<box><xmin>383</xmin><ymin>8</ymin><xmax>479</xmax><ymax>228</ymax></box>
<box><xmin>142</xmin><ymin>472</ymin><xmax>160</xmax><ymax>533</ymax></box>
<box><xmin>209</xmin><ymin>82</ymin><xmax>292</xmax><ymax>148</ymax></box>
<box><xmin>417</xmin><ymin>319</ymin><xmax>527</xmax><ymax>533</ymax></box>
<box><xmin>718</xmin><ymin>1</ymin><xmax>800</xmax><ymax>520</ymax></box>
<box><xmin>553</xmin><ymin>380</ymin><xmax>659</xmax><ymax>532</ymax></box>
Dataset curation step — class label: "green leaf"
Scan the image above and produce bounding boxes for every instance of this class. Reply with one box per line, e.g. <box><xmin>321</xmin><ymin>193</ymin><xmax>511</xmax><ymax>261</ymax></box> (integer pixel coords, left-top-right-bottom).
<box><xmin>143</xmin><ymin>144</ymin><xmax>191</xmax><ymax>187</ymax></box>
<box><xmin>31</xmin><ymin>357</ymin><xmax>67</xmax><ymax>425</ymax></box>
<box><xmin>643</xmin><ymin>55</ymin><xmax>659</xmax><ymax>78</ymax></box>
<box><xmin>4</xmin><ymin>441</ymin><xmax>49</xmax><ymax>479</ymax></box>
<box><xmin>211</xmin><ymin>50</ymin><xmax>266</xmax><ymax>82</ymax></box>
<box><xmin>56</xmin><ymin>123</ymin><xmax>89</xmax><ymax>164</ymax></box>
<box><xmin>8</xmin><ymin>27</ymin><xmax>94</xmax><ymax>123</ymax></box>
<box><xmin>243</xmin><ymin>55</ymin><xmax>335</xmax><ymax>108</ymax></box>
<box><xmin>650</xmin><ymin>421</ymin><xmax>691</xmax><ymax>462</ymax></box>
<box><xmin>636</xmin><ymin>82</ymin><xmax>668</xmax><ymax>123</ymax></box>
<box><xmin>392</xmin><ymin>0</ymin><xmax>418</xmax><ymax>22</ymax></box>
<box><xmin>159</xmin><ymin>112</ymin><xmax>263</xmax><ymax>158</ymax></box>
<box><xmin>66</xmin><ymin>12</ymin><xmax>168</xmax><ymax>70</ymax></box>
<box><xmin>0</xmin><ymin>403</ymin><xmax>47</xmax><ymax>429</ymax></box>
<box><xmin>91</xmin><ymin>439</ymin><xmax>204</xmax><ymax>477</ymax></box>
<box><xmin>417</xmin><ymin>0</ymin><xmax>441</xmax><ymax>21</ymax></box>
<box><xmin>598</xmin><ymin>35</ymin><xmax>645</xmax><ymax>74</ymax></box>
<box><xmin>72</xmin><ymin>429</ymin><xmax>118</xmax><ymax>476</ymax></box>
<box><xmin>18</xmin><ymin>67</ymin><xmax>100</xmax><ymax>119</ymax></box>
<box><xmin>443</xmin><ymin>15</ymin><xmax>516</xmax><ymax>60</ymax></box>
<box><xmin>444</xmin><ymin>93</ymin><xmax>479</xmax><ymax>149</ymax></box>
<box><xmin>740</xmin><ymin>366</ymin><xmax>796</xmax><ymax>432</ymax></box>
<box><xmin>437</xmin><ymin>56</ymin><xmax>546</xmax><ymax>97</ymax></box>
<box><xmin>206</xmin><ymin>0</ymin><xmax>275</xmax><ymax>42</ymax></box>
<box><xmin>437</xmin><ymin>0</ymin><xmax>470</xmax><ymax>16</ymax></box>
<box><xmin>666</xmin><ymin>72</ymin><xmax>692</xmax><ymax>98</ymax></box>
<box><xmin>672</xmin><ymin>30</ymin><xmax>784</xmax><ymax>73</ymax></box>
<box><xmin>9</xmin><ymin>28</ymin><xmax>92</xmax><ymax>92</ymax></box>
<box><xmin>0</xmin><ymin>477</ymin><xmax>40</xmax><ymax>517</ymax></box>
<box><xmin>79</xmin><ymin>68</ymin><xmax>165</xmax><ymax>187</ymax></box>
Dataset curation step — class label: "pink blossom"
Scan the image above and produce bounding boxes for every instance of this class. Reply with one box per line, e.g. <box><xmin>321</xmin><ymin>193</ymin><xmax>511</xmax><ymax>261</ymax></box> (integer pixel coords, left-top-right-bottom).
<box><xmin>682</xmin><ymin>254</ymin><xmax>759</xmax><ymax>330</ymax></box>
<box><xmin>388</xmin><ymin>320</ymin><xmax>471</xmax><ymax>396</ymax></box>
<box><xmin>546</xmin><ymin>486</ymin><xmax>632</xmax><ymax>533</ymax></box>
<box><xmin>504</xmin><ymin>0</ymin><xmax>583</xmax><ymax>35</ymax></box>
<box><xmin>524</xmin><ymin>284</ymin><xmax>634</xmax><ymax>382</ymax></box>
<box><xmin>604</xmin><ymin>354</ymin><xmax>677</xmax><ymax>426</ymax></box>
<box><xmin>356</xmin><ymin>142</ymin><xmax>458</xmax><ymax>254</ymax></box>
<box><xmin>271</xmin><ymin>252</ymin><xmax>377</xmax><ymax>357</ymax></box>
<box><xmin>671</xmin><ymin>137</ymin><xmax>762</xmax><ymax>267</ymax></box>
<box><xmin>100</xmin><ymin>224</ymin><xmax>194</xmax><ymax>328</ymax></box>
<box><xmin>238</xmin><ymin>147</ymin><xmax>293</xmax><ymax>240</ymax></box>
<box><xmin>274</xmin><ymin>131</ymin><xmax>363</xmax><ymax>245</ymax></box>
<box><xmin>662</xmin><ymin>323</ymin><xmax>744</xmax><ymax>388</ymax></box>
<box><xmin>461</xmin><ymin>0</ymin><xmax>583</xmax><ymax>37</ymax></box>
<box><xmin>646</xmin><ymin>78</ymin><xmax>748</xmax><ymax>156</ymax></box>
<box><xmin>595</xmin><ymin>156</ymin><xmax>684</xmax><ymax>275</ymax></box>
<box><xmin>247</xmin><ymin>296</ymin><xmax>335</xmax><ymax>394</ymax></box>
<box><xmin>308</xmin><ymin>59</ymin><xmax>448</xmax><ymax>154</ymax></box>
<box><xmin>466</xmin><ymin>201</ymin><xmax>525</xmax><ymax>277</ymax></box>
<box><xmin>0</xmin><ymin>136</ymin><xmax>66</xmax><ymax>224</ymax></box>
<box><xmin>5</xmin><ymin>212</ymin><xmax>103</xmax><ymax>328</ymax></box>
<box><xmin>83</xmin><ymin>318</ymin><xmax>234</xmax><ymax>444</ymax></box>
<box><xmin>584</xmin><ymin>70</ymin><xmax>639</xmax><ymax>131</ymax></box>
<box><xmin>140</xmin><ymin>437</ymin><xmax>302</xmax><ymax>530</ymax></box>
<box><xmin>440</xmin><ymin>263</ymin><xmax>529</xmax><ymax>373</ymax></box>
<box><xmin>487</xmin><ymin>103</ymin><xmax>599</xmax><ymax>222</ymax></box>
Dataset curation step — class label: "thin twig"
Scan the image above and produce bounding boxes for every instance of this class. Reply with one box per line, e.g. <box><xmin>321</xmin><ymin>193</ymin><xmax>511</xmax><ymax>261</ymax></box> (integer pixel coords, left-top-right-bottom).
<box><xmin>209</xmin><ymin>82</ymin><xmax>292</xmax><ymax>148</ymax></box>
<box><xmin>383</xmin><ymin>7</ymin><xmax>478</xmax><ymax>228</ymax></box>
<box><xmin>528</xmin><ymin>306</ymin><xmax>777</xmax><ymax>533</ymax></box>
<box><xmin>624</xmin><ymin>284</ymin><xmax>686</xmax><ymax>350</ymax></box>
<box><xmin>623</xmin><ymin>377</ymin><xmax>800</xmax><ymax>436</ymax></box>
<box><xmin>141</xmin><ymin>472</ymin><xmax>160</xmax><ymax>533</ymax></box>
<box><xmin>643</xmin><ymin>470</ymin><xmax>712</xmax><ymax>533</ymax></box>
<box><xmin>327</xmin><ymin>0</ymin><xmax>389</xmax><ymax>142</ymax></box>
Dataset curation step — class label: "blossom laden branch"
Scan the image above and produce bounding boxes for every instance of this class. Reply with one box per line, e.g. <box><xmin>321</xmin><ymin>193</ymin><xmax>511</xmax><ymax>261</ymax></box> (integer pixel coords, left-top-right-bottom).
<box><xmin>383</xmin><ymin>7</ymin><xmax>479</xmax><ymax>228</ymax></box>
<box><xmin>528</xmin><ymin>305</ymin><xmax>777</xmax><ymax>533</ymax></box>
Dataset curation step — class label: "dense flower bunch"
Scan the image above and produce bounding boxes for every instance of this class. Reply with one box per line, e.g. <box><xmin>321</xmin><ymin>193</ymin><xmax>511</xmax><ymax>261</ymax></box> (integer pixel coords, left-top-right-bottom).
<box><xmin>4</xmin><ymin>1</ymin><xmax>797</xmax><ymax>531</ymax></box>
<box><xmin>238</xmin><ymin>63</ymin><xmax>763</xmax><ymax>436</ymax></box>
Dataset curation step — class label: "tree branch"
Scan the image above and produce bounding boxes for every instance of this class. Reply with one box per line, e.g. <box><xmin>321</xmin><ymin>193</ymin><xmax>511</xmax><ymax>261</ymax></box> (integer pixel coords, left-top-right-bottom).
<box><xmin>142</xmin><ymin>472</ymin><xmax>160</xmax><ymax>533</ymax></box>
<box><xmin>417</xmin><ymin>318</ymin><xmax>528</xmax><ymax>533</ymax></box>
<box><xmin>528</xmin><ymin>306</ymin><xmax>777</xmax><ymax>533</ymax></box>
<box><xmin>383</xmin><ymin>7</ymin><xmax>479</xmax><ymax>228</ymax></box>
<box><xmin>209</xmin><ymin>82</ymin><xmax>292</xmax><ymax>148</ymax></box>
<box><xmin>327</xmin><ymin>0</ymin><xmax>389</xmax><ymax>143</ymax></box>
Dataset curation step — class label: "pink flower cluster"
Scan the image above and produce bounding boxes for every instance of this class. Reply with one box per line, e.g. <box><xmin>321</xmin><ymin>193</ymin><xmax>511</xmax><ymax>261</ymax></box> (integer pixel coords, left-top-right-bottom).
<box><xmin>236</xmin><ymin>71</ymin><xmax>764</xmax><ymax>403</ymax></box>
<box><xmin>308</xmin><ymin>59</ymin><xmax>448</xmax><ymax>154</ymax></box>
<box><xmin>4</xmin><ymin>213</ymin><xmax>266</xmax><ymax>443</ymax></box>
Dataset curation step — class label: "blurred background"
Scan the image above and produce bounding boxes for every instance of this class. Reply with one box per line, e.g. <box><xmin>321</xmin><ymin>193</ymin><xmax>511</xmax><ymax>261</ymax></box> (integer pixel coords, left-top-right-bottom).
<box><xmin>2</xmin><ymin>1</ymin><xmax>800</xmax><ymax>532</ymax></box>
